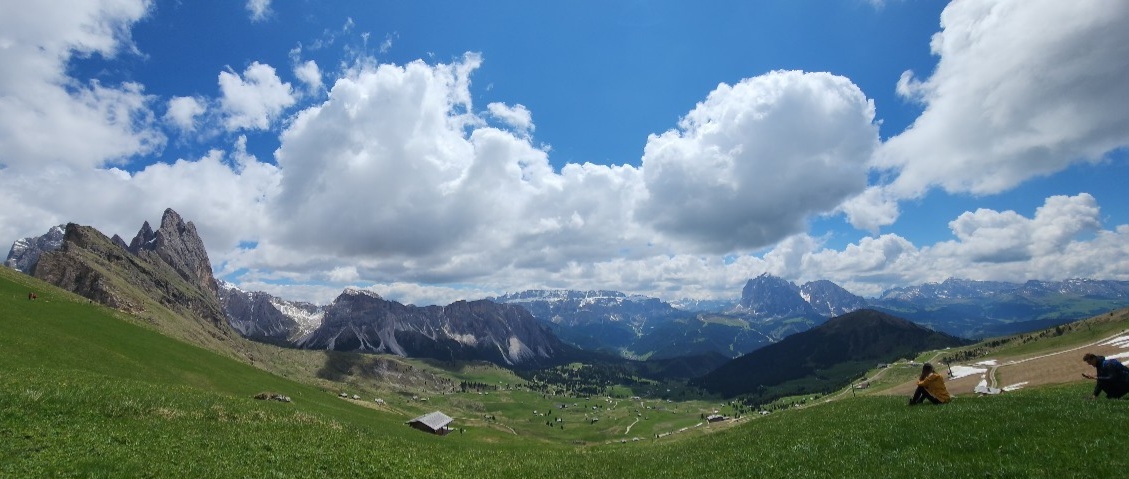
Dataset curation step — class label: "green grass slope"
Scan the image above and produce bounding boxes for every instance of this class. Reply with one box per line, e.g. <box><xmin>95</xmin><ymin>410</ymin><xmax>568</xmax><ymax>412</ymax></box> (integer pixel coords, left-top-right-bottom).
<box><xmin>4</xmin><ymin>268</ymin><xmax>1129</xmax><ymax>478</ymax></box>
<box><xmin>0</xmin><ymin>267</ymin><xmax>393</xmax><ymax>423</ymax></box>
<box><xmin>31</xmin><ymin>223</ymin><xmax>237</xmax><ymax>357</ymax></box>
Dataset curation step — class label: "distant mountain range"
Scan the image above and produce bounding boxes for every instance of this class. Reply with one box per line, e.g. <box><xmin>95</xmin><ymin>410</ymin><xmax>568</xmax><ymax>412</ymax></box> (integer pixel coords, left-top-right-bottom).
<box><xmin>690</xmin><ymin>309</ymin><xmax>971</xmax><ymax>402</ymax></box>
<box><xmin>487</xmin><ymin>290</ymin><xmax>690</xmax><ymax>356</ymax></box>
<box><xmin>298</xmin><ymin>287</ymin><xmax>578</xmax><ymax>368</ymax></box>
<box><xmin>873</xmin><ymin>277</ymin><xmax>1129</xmax><ymax>337</ymax></box>
<box><xmin>8</xmin><ymin>213</ymin><xmax>1129</xmax><ymax>371</ymax></box>
<box><xmin>486</xmin><ymin>277</ymin><xmax>864</xmax><ymax>360</ymax></box>
<box><xmin>8</xmin><ymin>209</ymin><xmax>579</xmax><ymax>369</ymax></box>
<box><xmin>494</xmin><ymin>273</ymin><xmax>1129</xmax><ymax>359</ymax></box>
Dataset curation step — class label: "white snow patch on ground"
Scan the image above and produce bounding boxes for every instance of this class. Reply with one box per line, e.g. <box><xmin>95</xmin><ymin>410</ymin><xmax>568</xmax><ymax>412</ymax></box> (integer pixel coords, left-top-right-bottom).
<box><xmin>974</xmin><ymin>379</ymin><xmax>1001</xmax><ymax>395</ymax></box>
<box><xmin>948</xmin><ymin>365</ymin><xmax>987</xmax><ymax>379</ymax></box>
<box><xmin>973</xmin><ymin>359</ymin><xmax>998</xmax><ymax>366</ymax></box>
<box><xmin>1002</xmin><ymin>382</ymin><xmax>1028</xmax><ymax>392</ymax></box>
<box><xmin>1102</xmin><ymin>335</ymin><xmax>1129</xmax><ymax>348</ymax></box>
<box><xmin>1107</xmin><ymin>352</ymin><xmax>1129</xmax><ymax>361</ymax></box>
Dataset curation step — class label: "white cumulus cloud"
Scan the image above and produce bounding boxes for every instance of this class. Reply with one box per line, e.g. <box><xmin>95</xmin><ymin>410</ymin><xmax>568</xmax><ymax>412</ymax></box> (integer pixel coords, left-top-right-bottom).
<box><xmin>487</xmin><ymin>102</ymin><xmax>534</xmax><ymax>135</ymax></box>
<box><xmin>940</xmin><ymin>193</ymin><xmax>1102</xmax><ymax>264</ymax></box>
<box><xmin>244</xmin><ymin>57</ymin><xmax>888</xmax><ymax>297</ymax></box>
<box><xmin>854</xmin><ymin>0</ymin><xmax>1129</xmax><ymax>228</ymax></box>
<box><xmin>0</xmin><ymin>138</ymin><xmax>280</xmax><ymax>262</ymax></box>
<box><xmin>164</xmin><ymin>96</ymin><xmax>206</xmax><ymax>132</ymax></box>
<box><xmin>218</xmin><ymin>62</ymin><xmax>296</xmax><ymax>131</ymax></box>
<box><xmin>293</xmin><ymin>59</ymin><xmax>323</xmax><ymax>96</ymax></box>
<box><xmin>797</xmin><ymin>194</ymin><xmax>1126</xmax><ymax>297</ymax></box>
<box><xmin>637</xmin><ymin>70</ymin><xmax>879</xmax><ymax>253</ymax></box>
<box><xmin>0</xmin><ymin>0</ymin><xmax>162</xmax><ymax>172</ymax></box>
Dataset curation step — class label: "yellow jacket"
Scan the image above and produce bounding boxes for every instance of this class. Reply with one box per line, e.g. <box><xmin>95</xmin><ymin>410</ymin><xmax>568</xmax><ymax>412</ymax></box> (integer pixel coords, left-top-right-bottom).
<box><xmin>917</xmin><ymin>372</ymin><xmax>951</xmax><ymax>403</ymax></box>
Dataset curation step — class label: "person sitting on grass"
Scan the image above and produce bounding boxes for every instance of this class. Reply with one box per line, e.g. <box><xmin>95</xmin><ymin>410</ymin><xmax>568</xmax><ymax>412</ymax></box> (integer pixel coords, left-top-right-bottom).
<box><xmin>1082</xmin><ymin>353</ymin><xmax>1129</xmax><ymax>399</ymax></box>
<box><xmin>909</xmin><ymin>362</ymin><xmax>951</xmax><ymax>405</ymax></box>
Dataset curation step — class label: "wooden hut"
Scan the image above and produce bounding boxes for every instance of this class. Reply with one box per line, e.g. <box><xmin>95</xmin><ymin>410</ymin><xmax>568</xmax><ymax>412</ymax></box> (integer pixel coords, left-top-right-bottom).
<box><xmin>407</xmin><ymin>411</ymin><xmax>454</xmax><ymax>435</ymax></box>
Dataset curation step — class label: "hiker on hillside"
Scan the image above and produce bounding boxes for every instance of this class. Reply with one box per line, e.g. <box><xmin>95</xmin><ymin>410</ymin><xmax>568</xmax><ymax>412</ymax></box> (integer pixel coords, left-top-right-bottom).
<box><xmin>1082</xmin><ymin>353</ymin><xmax>1129</xmax><ymax>399</ymax></box>
<box><xmin>909</xmin><ymin>362</ymin><xmax>951</xmax><ymax>405</ymax></box>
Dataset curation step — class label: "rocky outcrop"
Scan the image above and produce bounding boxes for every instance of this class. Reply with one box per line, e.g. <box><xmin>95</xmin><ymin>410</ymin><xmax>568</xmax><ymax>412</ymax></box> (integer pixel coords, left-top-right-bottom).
<box><xmin>128</xmin><ymin>208</ymin><xmax>218</xmax><ymax>296</ymax></box>
<box><xmin>217</xmin><ymin>281</ymin><xmax>321</xmax><ymax>345</ymax></box>
<box><xmin>32</xmin><ymin>224</ymin><xmax>147</xmax><ymax>313</ymax></box>
<box><xmin>4</xmin><ymin>224</ymin><xmax>66</xmax><ymax>273</ymax></box>
<box><xmin>735</xmin><ymin>274</ymin><xmax>819</xmax><ymax>319</ymax></box>
<box><xmin>296</xmin><ymin>288</ymin><xmax>573</xmax><ymax>368</ymax></box>
<box><xmin>32</xmin><ymin>211</ymin><xmax>233</xmax><ymax>340</ymax></box>
<box><xmin>800</xmin><ymin>280</ymin><xmax>868</xmax><ymax>317</ymax></box>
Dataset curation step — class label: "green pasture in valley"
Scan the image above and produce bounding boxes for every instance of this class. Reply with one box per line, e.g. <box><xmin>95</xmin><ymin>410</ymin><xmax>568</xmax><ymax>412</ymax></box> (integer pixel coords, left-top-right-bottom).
<box><xmin>3</xmin><ymin>268</ymin><xmax>1129</xmax><ymax>477</ymax></box>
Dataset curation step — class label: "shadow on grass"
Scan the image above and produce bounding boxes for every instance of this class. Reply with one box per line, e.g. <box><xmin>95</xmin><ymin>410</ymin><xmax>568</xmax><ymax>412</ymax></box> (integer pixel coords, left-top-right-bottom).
<box><xmin>316</xmin><ymin>350</ymin><xmax>365</xmax><ymax>382</ymax></box>
<box><xmin>315</xmin><ymin>350</ymin><xmax>459</xmax><ymax>395</ymax></box>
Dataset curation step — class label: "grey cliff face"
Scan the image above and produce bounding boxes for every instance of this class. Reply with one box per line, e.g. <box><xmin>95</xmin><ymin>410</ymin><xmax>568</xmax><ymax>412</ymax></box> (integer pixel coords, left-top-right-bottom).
<box><xmin>217</xmin><ymin>281</ymin><xmax>322</xmax><ymax>344</ymax></box>
<box><xmin>32</xmin><ymin>224</ymin><xmax>142</xmax><ymax>311</ymax></box>
<box><xmin>294</xmin><ymin>289</ymin><xmax>568</xmax><ymax>367</ymax></box>
<box><xmin>736</xmin><ymin>274</ymin><xmax>819</xmax><ymax>319</ymax></box>
<box><xmin>4</xmin><ymin>224</ymin><xmax>66</xmax><ymax>273</ymax></box>
<box><xmin>800</xmin><ymin>280</ymin><xmax>868</xmax><ymax>317</ymax></box>
<box><xmin>31</xmin><ymin>211</ymin><xmax>231</xmax><ymax>335</ymax></box>
<box><xmin>33</xmin><ymin>224</ymin><xmax>149</xmax><ymax>313</ymax></box>
<box><xmin>129</xmin><ymin>208</ymin><xmax>218</xmax><ymax>296</ymax></box>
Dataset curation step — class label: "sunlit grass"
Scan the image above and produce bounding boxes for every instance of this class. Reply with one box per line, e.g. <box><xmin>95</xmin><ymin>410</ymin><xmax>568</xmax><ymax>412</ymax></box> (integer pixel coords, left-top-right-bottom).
<box><xmin>5</xmin><ymin>267</ymin><xmax>1129</xmax><ymax>477</ymax></box>
<box><xmin>6</xmin><ymin>368</ymin><xmax>1127</xmax><ymax>478</ymax></box>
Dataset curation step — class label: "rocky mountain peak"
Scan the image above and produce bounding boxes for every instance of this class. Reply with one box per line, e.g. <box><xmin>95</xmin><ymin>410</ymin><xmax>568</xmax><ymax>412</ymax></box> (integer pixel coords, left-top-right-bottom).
<box><xmin>128</xmin><ymin>221</ymin><xmax>155</xmax><ymax>253</ymax></box>
<box><xmin>129</xmin><ymin>208</ymin><xmax>217</xmax><ymax>295</ymax></box>
<box><xmin>736</xmin><ymin>274</ymin><xmax>816</xmax><ymax>318</ymax></box>
<box><xmin>217</xmin><ymin>281</ymin><xmax>323</xmax><ymax>344</ymax></box>
<box><xmin>341</xmin><ymin>287</ymin><xmax>383</xmax><ymax>300</ymax></box>
<box><xmin>110</xmin><ymin>234</ymin><xmax>129</xmax><ymax>250</ymax></box>
<box><xmin>27</xmin><ymin>210</ymin><xmax>234</xmax><ymax>343</ymax></box>
<box><xmin>799</xmin><ymin>280</ymin><xmax>868</xmax><ymax>317</ymax></box>
<box><xmin>4</xmin><ymin>224</ymin><xmax>66</xmax><ymax>273</ymax></box>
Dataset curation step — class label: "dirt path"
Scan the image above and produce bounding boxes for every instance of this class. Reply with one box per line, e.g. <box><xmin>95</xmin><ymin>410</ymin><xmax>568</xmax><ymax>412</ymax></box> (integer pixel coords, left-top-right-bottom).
<box><xmin>866</xmin><ymin>328</ymin><xmax>1129</xmax><ymax>399</ymax></box>
<box><xmin>624</xmin><ymin>417</ymin><xmax>640</xmax><ymax>435</ymax></box>
<box><xmin>825</xmin><ymin>351</ymin><xmax>945</xmax><ymax>402</ymax></box>
<box><xmin>984</xmin><ymin>332</ymin><xmax>1124</xmax><ymax>390</ymax></box>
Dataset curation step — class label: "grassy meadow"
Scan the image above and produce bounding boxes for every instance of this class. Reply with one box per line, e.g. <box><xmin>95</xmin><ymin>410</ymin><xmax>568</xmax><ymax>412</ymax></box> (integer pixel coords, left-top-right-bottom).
<box><xmin>3</xmin><ymin>268</ymin><xmax>1129</xmax><ymax>478</ymax></box>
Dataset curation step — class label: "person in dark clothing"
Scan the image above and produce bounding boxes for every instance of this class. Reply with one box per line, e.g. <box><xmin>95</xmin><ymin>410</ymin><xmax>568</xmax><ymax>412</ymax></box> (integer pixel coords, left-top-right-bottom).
<box><xmin>1082</xmin><ymin>353</ymin><xmax>1129</xmax><ymax>399</ymax></box>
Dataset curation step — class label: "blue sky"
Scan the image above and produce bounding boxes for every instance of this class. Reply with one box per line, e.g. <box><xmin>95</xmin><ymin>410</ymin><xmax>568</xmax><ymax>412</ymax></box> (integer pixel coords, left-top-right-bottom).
<box><xmin>1</xmin><ymin>0</ymin><xmax>1127</xmax><ymax>305</ymax></box>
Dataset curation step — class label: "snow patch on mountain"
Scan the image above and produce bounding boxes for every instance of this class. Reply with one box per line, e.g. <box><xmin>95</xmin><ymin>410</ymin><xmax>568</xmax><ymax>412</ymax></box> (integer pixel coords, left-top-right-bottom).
<box><xmin>343</xmin><ymin>287</ymin><xmax>382</xmax><ymax>299</ymax></box>
<box><xmin>270</xmin><ymin>298</ymin><xmax>324</xmax><ymax>335</ymax></box>
<box><xmin>4</xmin><ymin>224</ymin><xmax>66</xmax><ymax>273</ymax></box>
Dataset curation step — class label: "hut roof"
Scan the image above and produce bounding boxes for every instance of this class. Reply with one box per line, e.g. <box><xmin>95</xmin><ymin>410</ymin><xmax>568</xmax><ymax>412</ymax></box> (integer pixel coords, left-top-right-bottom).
<box><xmin>408</xmin><ymin>411</ymin><xmax>453</xmax><ymax>431</ymax></box>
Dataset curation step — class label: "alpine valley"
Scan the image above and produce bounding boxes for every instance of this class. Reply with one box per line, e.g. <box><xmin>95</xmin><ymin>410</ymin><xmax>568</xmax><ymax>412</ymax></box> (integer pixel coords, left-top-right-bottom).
<box><xmin>7</xmin><ymin>209</ymin><xmax>1129</xmax><ymax>400</ymax></box>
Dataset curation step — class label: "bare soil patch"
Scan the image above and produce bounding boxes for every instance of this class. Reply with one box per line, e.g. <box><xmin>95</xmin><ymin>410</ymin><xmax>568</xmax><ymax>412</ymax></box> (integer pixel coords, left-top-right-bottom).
<box><xmin>876</xmin><ymin>332</ymin><xmax>1129</xmax><ymax>399</ymax></box>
